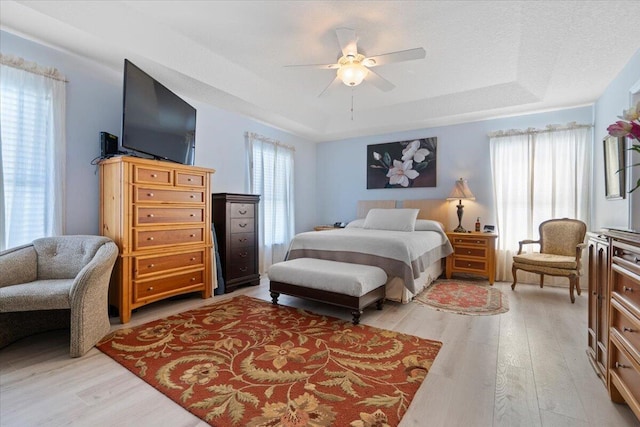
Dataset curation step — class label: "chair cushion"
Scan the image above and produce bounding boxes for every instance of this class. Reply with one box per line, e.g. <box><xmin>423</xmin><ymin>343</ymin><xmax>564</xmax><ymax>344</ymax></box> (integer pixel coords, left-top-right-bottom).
<box><xmin>0</xmin><ymin>279</ymin><xmax>73</xmax><ymax>312</ymax></box>
<box><xmin>268</xmin><ymin>258</ymin><xmax>387</xmax><ymax>297</ymax></box>
<box><xmin>34</xmin><ymin>235</ymin><xmax>112</xmax><ymax>280</ymax></box>
<box><xmin>512</xmin><ymin>252</ymin><xmax>577</xmax><ymax>269</ymax></box>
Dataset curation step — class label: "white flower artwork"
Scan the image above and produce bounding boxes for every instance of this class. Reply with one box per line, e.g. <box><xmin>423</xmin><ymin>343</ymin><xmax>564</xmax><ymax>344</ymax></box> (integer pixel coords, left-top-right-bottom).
<box><xmin>367</xmin><ymin>137</ymin><xmax>437</xmax><ymax>189</ymax></box>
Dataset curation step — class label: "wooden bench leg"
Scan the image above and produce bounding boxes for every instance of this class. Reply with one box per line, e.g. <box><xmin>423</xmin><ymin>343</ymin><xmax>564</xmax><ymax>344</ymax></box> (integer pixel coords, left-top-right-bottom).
<box><xmin>376</xmin><ymin>298</ymin><xmax>384</xmax><ymax>310</ymax></box>
<box><xmin>351</xmin><ymin>310</ymin><xmax>362</xmax><ymax>325</ymax></box>
<box><xmin>270</xmin><ymin>291</ymin><xmax>280</xmax><ymax>305</ymax></box>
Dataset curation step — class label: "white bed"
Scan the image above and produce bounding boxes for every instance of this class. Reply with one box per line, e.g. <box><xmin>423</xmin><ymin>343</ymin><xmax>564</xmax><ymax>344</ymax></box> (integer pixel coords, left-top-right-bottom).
<box><xmin>286</xmin><ymin>200</ymin><xmax>453</xmax><ymax>303</ymax></box>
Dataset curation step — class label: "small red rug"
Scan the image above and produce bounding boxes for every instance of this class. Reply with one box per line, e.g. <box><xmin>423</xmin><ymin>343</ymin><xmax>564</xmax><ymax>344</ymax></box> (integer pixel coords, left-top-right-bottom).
<box><xmin>97</xmin><ymin>295</ymin><xmax>442</xmax><ymax>426</ymax></box>
<box><xmin>414</xmin><ymin>279</ymin><xmax>509</xmax><ymax>315</ymax></box>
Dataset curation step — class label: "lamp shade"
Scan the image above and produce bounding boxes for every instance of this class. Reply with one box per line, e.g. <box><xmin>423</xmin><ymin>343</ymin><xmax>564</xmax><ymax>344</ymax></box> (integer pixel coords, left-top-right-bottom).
<box><xmin>447</xmin><ymin>178</ymin><xmax>475</xmax><ymax>200</ymax></box>
<box><xmin>337</xmin><ymin>62</ymin><xmax>369</xmax><ymax>86</ymax></box>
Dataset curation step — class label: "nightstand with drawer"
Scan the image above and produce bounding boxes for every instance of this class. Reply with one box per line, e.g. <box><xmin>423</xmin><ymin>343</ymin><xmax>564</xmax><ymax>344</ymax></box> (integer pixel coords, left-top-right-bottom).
<box><xmin>445</xmin><ymin>232</ymin><xmax>498</xmax><ymax>284</ymax></box>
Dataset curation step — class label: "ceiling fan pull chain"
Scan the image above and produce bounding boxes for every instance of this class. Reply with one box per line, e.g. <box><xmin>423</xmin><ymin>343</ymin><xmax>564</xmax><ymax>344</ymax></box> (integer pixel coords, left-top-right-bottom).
<box><xmin>351</xmin><ymin>87</ymin><xmax>354</xmax><ymax>121</ymax></box>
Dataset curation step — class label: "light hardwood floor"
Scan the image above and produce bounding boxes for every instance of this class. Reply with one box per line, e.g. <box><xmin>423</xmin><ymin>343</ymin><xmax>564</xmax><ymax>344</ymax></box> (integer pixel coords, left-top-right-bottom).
<box><xmin>1</xmin><ymin>279</ymin><xmax>639</xmax><ymax>427</ymax></box>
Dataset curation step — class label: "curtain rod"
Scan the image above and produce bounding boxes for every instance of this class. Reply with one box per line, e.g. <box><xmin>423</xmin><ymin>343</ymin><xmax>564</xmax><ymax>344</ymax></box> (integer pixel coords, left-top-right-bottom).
<box><xmin>245</xmin><ymin>131</ymin><xmax>295</xmax><ymax>151</ymax></box>
<box><xmin>0</xmin><ymin>53</ymin><xmax>68</xmax><ymax>83</ymax></box>
<box><xmin>488</xmin><ymin>122</ymin><xmax>592</xmax><ymax>138</ymax></box>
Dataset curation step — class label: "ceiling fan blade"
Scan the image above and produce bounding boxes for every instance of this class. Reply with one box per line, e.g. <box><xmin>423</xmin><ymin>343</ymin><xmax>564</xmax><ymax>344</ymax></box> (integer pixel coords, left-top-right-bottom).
<box><xmin>365</xmin><ymin>69</ymin><xmax>395</xmax><ymax>92</ymax></box>
<box><xmin>284</xmin><ymin>63</ymin><xmax>340</xmax><ymax>69</ymax></box>
<box><xmin>363</xmin><ymin>47</ymin><xmax>426</xmax><ymax>67</ymax></box>
<box><xmin>318</xmin><ymin>75</ymin><xmax>342</xmax><ymax>97</ymax></box>
<box><xmin>335</xmin><ymin>27</ymin><xmax>358</xmax><ymax>57</ymax></box>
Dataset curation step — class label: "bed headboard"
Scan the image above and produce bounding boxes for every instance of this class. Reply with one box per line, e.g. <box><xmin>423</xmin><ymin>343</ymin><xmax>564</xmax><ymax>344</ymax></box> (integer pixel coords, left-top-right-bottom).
<box><xmin>402</xmin><ymin>199</ymin><xmax>449</xmax><ymax>228</ymax></box>
<box><xmin>356</xmin><ymin>200</ymin><xmax>397</xmax><ymax>218</ymax></box>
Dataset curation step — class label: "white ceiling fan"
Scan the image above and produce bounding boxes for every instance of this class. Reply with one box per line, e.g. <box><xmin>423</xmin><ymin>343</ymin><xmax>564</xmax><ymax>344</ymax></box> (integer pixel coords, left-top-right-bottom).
<box><xmin>286</xmin><ymin>28</ymin><xmax>426</xmax><ymax>97</ymax></box>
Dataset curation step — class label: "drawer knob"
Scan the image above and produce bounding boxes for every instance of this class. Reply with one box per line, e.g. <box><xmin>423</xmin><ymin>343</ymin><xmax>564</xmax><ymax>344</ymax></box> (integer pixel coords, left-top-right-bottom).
<box><xmin>623</xmin><ymin>286</ymin><xmax>634</xmax><ymax>292</ymax></box>
<box><xmin>467</xmin><ymin>250</ymin><xmax>472</xmax><ymax>254</ymax></box>
<box><xmin>147</xmin><ymin>286</ymin><xmax>154</xmax><ymax>291</ymax></box>
<box><xmin>147</xmin><ymin>193</ymin><xmax>154</xmax><ymax>197</ymax></box>
<box><xmin>191</xmin><ymin>277</ymin><xmax>196</xmax><ymax>281</ymax></box>
<box><xmin>624</xmin><ymin>327</ymin><xmax>635</xmax><ymax>333</ymax></box>
<box><xmin>190</xmin><ymin>194</ymin><xmax>195</xmax><ymax>198</ymax></box>
<box><xmin>475</xmin><ymin>240</ymin><xmax>481</xmax><ymax>244</ymax></box>
<box><xmin>151</xmin><ymin>174</ymin><xmax>157</xmax><ymax>178</ymax></box>
<box><xmin>239</xmin><ymin>251</ymin><xmax>248</xmax><ymax>258</ymax></box>
<box><xmin>635</xmin><ymin>256</ymin><xmax>640</xmax><ymax>263</ymax></box>
<box><xmin>467</xmin><ymin>263</ymin><xmax>472</xmax><ymax>267</ymax></box>
<box><xmin>147</xmin><ymin>237</ymin><xmax>154</xmax><ymax>241</ymax></box>
<box><xmin>239</xmin><ymin>223</ymin><xmax>247</xmax><ymax>228</ymax></box>
<box><xmin>240</xmin><ymin>267</ymin><xmax>248</xmax><ymax>272</ymax></box>
<box><xmin>188</xmin><ymin>178</ymin><xmax>193</xmax><ymax>182</ymax></box>
<box><xmin>190</xmin><ymin>257</ymin><xmax>196</xmax><ymax>261</ymax></box>
<box><xmin>190</xmin><ymin>213</ymin><xmax>195</xmax><ymax>217</ymax></box>
<box><xmin>239</xmin><ymin>237</ymin><xmax>247</xmax><ymax>242</ymax></box>
<box><xmin>148</xmin><ymin>264</ymin><xmax>155</xmax><ymax>268</ymax></box>
<box><xmin>615</xmin><ymin>362</ymin><xmax>630</xmax><ymax>369</ymax></box>
<box><xmin>148</xmin><ymin>214</ymin><xmax>154</xmax><ymax>217</ymax></box>
<box><xmin>190</xmin><ymin>234</ymin><xmax>196</xmax><ymax>237</ymax></box>
<box><xmin>239</xmin><ymin>210</ymin><xmax>247</xmax><ymax>215</ymax></box>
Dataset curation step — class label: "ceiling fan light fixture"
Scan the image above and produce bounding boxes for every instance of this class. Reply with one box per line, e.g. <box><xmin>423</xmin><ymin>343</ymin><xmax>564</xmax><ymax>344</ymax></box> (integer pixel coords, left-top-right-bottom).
<box><xmin>337</xmin><ymin>62</ymin><xmax>369</xmax><ymax>86</ymax></box>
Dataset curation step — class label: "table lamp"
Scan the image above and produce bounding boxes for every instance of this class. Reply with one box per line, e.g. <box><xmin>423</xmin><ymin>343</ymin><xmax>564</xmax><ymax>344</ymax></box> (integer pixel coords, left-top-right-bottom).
<box><xmin>447</xmin><ymin>178</ymin><xmax>475</xmax><ymax>233</ymax></box>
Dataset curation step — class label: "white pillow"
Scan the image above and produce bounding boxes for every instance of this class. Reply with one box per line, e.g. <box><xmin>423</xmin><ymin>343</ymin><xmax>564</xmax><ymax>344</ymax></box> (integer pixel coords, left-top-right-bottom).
<box><xmin>363</xmin><ymin>208</ymin><xmax>419</xmax><ymax>232</ymax></box>
<box><xmin>415</xmin><ymin>219</ymin><xmax>444</xmax><ymax>232</ymax></box>
<box><xmin>345</xmin><ymin>219</ymin><xmax>365</xmax><ymax>228</ymax></box>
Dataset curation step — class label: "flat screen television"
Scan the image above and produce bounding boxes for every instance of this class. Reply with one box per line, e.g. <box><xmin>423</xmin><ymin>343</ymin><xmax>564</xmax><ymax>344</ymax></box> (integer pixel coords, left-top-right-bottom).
<box><xmin>121</xmin><ymin>59</ymin><xmax>196</xmax><ymax>165</ymax></box>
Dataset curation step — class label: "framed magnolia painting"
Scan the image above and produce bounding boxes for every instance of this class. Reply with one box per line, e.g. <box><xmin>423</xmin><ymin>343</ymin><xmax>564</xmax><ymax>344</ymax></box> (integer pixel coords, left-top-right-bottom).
<box><xmin>367</xmin><ymin>137</ymin><xmax>437</xmax><ymax>189</ymax></box>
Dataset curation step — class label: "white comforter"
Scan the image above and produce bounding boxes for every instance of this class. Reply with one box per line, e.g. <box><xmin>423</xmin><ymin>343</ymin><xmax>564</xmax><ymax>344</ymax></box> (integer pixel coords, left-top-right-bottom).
<box><xmin>286</xmin><ymin>228</ymin><xmax>453</xmax><ymax>294</ymax></box>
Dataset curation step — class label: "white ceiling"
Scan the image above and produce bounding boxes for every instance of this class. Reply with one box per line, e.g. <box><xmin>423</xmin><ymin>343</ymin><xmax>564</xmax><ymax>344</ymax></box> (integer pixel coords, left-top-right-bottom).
<box><xmin>1</xmin><ymin>1</ymin><xmax>639</xmax><ymax>142</ymax></box>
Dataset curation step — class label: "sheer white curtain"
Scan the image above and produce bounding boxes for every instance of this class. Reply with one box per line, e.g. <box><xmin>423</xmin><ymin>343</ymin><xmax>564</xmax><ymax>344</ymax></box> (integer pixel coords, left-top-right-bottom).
<box><xmin>490</xmin><ymin>125</ymin><xmax>591</xmax><ymax>284</ymax></box>
<box><xmin>246</xmin><ymin>132</ymin><xmax>295</xmax><ymax>274</ymax></box>
<box><xmin>0</xmin><ymin>55</ymin><xmax>66</xmax><ymax>250</ymax></box>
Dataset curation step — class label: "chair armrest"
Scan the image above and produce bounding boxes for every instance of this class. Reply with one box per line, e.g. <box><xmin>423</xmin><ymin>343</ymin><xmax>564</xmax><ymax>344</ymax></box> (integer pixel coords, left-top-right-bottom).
<box><xmin>0</xmin><ymin>244</ymin><xmax>38</xmax><ymax>288</ymax></box>
<box><xmin>575</xmin><ymin>242</ymin><xmax>588</xmax><ymax>271</ymax></box>
<box><xmin>517</xmin><ymin>239</ymin><xmax>540</xmax><ymax>255</ymax></box>
<box><xmin>68</xmin><ymin>241</ymin><xmax>118</xmax><ymax>307</ymax></box>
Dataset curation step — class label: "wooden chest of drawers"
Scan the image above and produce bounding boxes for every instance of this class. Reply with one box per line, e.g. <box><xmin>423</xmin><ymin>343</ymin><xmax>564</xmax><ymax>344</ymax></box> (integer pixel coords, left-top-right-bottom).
<box><xmin>100</xmin><ymin>156</ymin><xmax>215</xmax><ymax>323</ymax></box>
<box><xmin>445</xmin><ymin>232</ymin><xmax>498</xmax><ymax>284</ymax></box>
<box><xmin>587</xmin><ymin>232</ymin><xmax>610</xmax><ymax>382</ymax></box>
<box><xmin>608</xmin><ymin>231</ymin><xmax>640</xmax><ymax>419</ymax></box>
<box><xmin>212</xmin><ymin>193</ymin><xmax>260</xmax><ymax>293</ymax></box>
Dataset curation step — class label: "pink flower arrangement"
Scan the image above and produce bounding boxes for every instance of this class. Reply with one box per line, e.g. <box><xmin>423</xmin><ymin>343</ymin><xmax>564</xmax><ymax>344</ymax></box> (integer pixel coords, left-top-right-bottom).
<box><xmin>607</xmin><ymin>101</ymin><xmax>640</xmax><ymax>193</ymax></box>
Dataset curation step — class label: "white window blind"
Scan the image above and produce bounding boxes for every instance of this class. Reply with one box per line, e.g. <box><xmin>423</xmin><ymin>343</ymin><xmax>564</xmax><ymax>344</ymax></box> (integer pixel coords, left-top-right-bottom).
<box><xmin>0</xmin><ymin>55</ymin><xmax>66</xmax><ymax>250</ymax></box>
<box><xmin>246</xmin><ymin>132</ymin><xmax>295</xmax><ymax>274</ymax></box>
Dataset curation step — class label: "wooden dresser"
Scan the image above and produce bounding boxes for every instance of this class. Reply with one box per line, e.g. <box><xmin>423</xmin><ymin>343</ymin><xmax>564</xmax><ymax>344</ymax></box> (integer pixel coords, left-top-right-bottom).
<box><xmin>445</xmin><ymin>232</ymin><xmax>498</xmax><ymax>284</ymax></box>
<box><xmin>606</xmin><ymin>229</ymin><xmax>640</xmax><ymax>420</ymax></box>
<box><xmin>587</xmin><ymin>232</ymin><xmax>610</xmax><ymax>382</ymax></box>
<box><xmin>212</xmin><ymin>193</ymin><xmax>260</xmax><ymax>293</ymax></box>
<box><xmin>99</xmin><ymin>156</ymin><xmax>215</xmax><ymax>323</ymax></box>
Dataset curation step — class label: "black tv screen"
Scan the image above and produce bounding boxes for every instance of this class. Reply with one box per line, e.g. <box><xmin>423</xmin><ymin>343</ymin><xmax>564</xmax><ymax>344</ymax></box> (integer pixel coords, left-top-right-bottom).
<box><xmin>121</xmin><ymin>59</ymin><xmax>196</xmax><ymax>165</ymax></box>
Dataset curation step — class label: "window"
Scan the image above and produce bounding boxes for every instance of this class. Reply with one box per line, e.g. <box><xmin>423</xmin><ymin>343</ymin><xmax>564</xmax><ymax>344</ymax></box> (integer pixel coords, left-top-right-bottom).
<box><xmin>489</xmin><ymin>125</ymin><xmax>591</xmax><ymax>283</ymax></box>
<box><xmin>246</xmin><ymin>132</ymin><xmax>295</xmax><ymax>273</ymax></box>
<box><xmin>0</xmin><ymin>56</ymin><xmax>66</xmax><ymax>250</ymax></box>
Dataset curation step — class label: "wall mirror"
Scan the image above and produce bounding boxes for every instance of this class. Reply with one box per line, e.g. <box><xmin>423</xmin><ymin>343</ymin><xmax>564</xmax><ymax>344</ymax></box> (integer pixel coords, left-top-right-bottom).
<box><xmin>604</xmin><ymin>135</ymin><xmax>626</xmax><ymax>200</ymax></box>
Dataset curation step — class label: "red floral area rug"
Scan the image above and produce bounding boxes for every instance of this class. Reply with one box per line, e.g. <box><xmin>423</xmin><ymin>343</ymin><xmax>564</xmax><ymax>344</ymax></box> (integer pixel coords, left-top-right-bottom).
<box><xmin>97</xmin><ymin>295</ymin><xmax>442</xmax><ymax>426</ymax></box>
<box><xmin>414</xmin><ymin>279</ymin><xmax>509</xmax><ymax>315</ymax></box>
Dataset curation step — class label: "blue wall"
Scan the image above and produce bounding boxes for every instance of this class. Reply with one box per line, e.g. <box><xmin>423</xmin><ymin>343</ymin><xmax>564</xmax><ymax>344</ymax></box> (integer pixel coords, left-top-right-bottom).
<box><xmin>1</xmin><ymin>30</ymin><xmax>318</xmax><ymax>235</ymax></box>
<box><xmin>316</xmin><ymin>106</ymin><xmax>593</xmax><ymax>231</ymax></box>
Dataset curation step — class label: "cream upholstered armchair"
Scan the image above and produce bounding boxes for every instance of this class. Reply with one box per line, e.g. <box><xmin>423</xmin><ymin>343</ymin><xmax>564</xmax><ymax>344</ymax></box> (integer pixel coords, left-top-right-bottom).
<box><xmin>0</xmin><ymin>235</ymin><xmax>118</xmax><ymax>357</ymax></box>
<box><xmin>511</xmin><ymin>218</ymin><xmax>587</xmax><ymax>303</ymax></box>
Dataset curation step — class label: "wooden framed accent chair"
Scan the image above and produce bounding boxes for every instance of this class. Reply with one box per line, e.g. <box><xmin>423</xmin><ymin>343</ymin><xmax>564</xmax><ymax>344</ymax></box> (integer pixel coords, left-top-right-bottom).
<box><xmin>0</xmin><ymin>235</ymin><xmax>118</xmax><ymax>357</ymax></box>
<box><xmin>511</xmin><ymin>218</ymin><xmax>587</xmax><ymax>303</ymax></box>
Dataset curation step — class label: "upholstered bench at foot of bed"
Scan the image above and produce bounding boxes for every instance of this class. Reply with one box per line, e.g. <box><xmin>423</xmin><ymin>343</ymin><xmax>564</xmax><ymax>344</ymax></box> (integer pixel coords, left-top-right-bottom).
<box><xmin>267</xmin><ymin>258</ymin><xmax>387</xmax><ymax>325</ymax></box>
